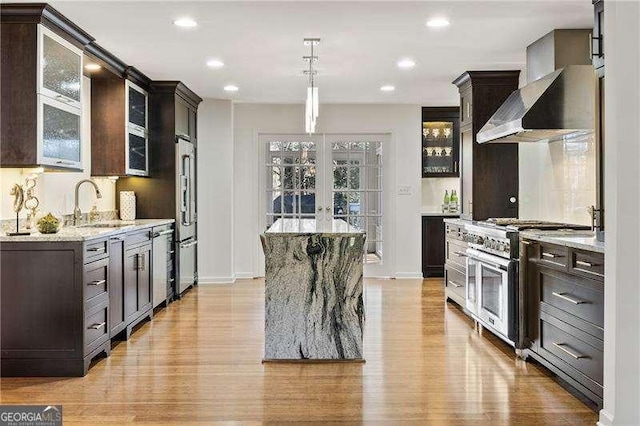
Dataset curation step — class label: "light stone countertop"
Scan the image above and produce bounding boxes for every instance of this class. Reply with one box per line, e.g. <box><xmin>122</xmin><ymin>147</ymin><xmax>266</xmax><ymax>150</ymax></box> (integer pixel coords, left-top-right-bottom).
<box><xmin>421</xmin><ymin>209</ymin><xmax>461</xmax><ymax>217</ymax></box>
<box><xmin>520</xmin><ymin>230</ymin><xmax>604</xmax><ymax>254</ymax></box>
<box><xmin>265</xmin><ymin>218</ymin><xmax>363</xmax><ymax>235</ymax></box>
<box><xmin>0</xmin><ymin>219</ymin><xmax>174</xmax><ymax>243</ymax></box>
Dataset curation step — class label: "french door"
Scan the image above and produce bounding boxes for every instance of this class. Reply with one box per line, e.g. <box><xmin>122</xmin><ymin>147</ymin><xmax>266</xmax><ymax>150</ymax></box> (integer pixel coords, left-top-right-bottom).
<box><xmin>259</xmin><ymin>133</ymin><xmax>386</xmax><ymax>273</ymax></box>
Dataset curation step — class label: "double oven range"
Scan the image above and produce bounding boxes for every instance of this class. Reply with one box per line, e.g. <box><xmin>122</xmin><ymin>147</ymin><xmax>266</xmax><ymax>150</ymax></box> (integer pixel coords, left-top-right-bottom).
<box><xmin>461</xmin><ymin>219</ymin><xmax>589</xmax><ymax>349</ymax></box>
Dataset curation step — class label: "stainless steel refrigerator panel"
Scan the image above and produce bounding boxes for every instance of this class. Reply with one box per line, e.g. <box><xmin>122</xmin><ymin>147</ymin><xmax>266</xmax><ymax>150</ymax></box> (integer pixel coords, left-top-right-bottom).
<box><xmin>176</xmin><ymin>137</ymin><xmax>196</xmax><ymax>241</ymax></box>
<box><xmin>178</xmin><ymin>238</ymin><xmax>197</xmax><ymax>294</ymax></box>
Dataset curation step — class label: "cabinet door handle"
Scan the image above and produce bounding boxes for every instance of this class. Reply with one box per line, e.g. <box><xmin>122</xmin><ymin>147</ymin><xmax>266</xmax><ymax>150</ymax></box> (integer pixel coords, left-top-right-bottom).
<box><xmin>542</xmin><ymin>252</ymin><xmax>558</xmax><ymax>259</ymax></box>
<box><xmin>454</xmin><ymin>251</ymin><xmax>467</xmax><ymax>258</ymax></box>
<box><xmin>88</xmin><ymin>279</ymin><xmax>106</xmax><ymax>286</ymax></box>
<box><xmin>55</xmin><ymin>94</ymin><xmax>73</xmax><ymax>103</ymax></box>
<box><xmin>454</xmin><ymin>161</ymin><xmax>458</xmax><ymax>173</ymax></box>
<box><xmin>87</xmin><ymin>247</ymin><xmax>105</xmax><ymax>253</ymax></box>
<box><xmin>575</xmin><ymin>260</ymin><xmax>594</xmax><ymax>267</ymax></box>
<box><xmin>552</xmin><ymin>342</ymin><xmax>588</xmax><ymax>360</ymax></box>
<box><xmin>88</xmin><ymin>322</ymin><xmax>106</xmax><ymax>330</ymax></box>
<box><xmin>552</xmin><ymin>292</ymin><xmax>588</xmax><ymax>305</ymax></box>
<box><xmin>448</xmin><ymin>280</ymin><xmax>462</xmax><ymax>288</ymax></box>
<box><xmin>140</xmin><ymin>253</ymin><xmax>146</xmax><ymax>271</ymax></box>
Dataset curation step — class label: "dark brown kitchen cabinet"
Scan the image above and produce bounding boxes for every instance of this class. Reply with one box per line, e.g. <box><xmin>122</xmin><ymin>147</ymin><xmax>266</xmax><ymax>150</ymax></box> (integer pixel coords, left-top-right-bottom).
<box><xmin>109</xmin><ymin>235</ymin><xmax>126</xmax><ymax>336</ymax></box>
<box><xmin>1</xmin><ymin>5</ymin><xmax>92</xmax><ymax>170</ymax></box>
<box><xmin>1</xmin><ymin>240</ymin><xmax>111</xmax><ymax>377</ymax></box>
<box><xmin>423</xmin><ymin>215</ymin><xmax>459</xmax><ymax>277</ymax></box>
<box><xmin>91</xmin><ymin>71</ymin><xmax>151</xmax><ymax>177</ymax></box>
<box><xmin>452</xmin><ymin>71</ymin><xmax>520</xmax><ymax>220</ymax></box>
<box><xmin>113</xmin><ymin>233</ymin><xmax>153</xmax><ymax>340</ymax></box>
<box><xmin>523</xmin><ymin>239</ymin><xmax>604</xmax><ymax>410</ymax></box>
<box><xmin>422</xmin><ymin>107</ymin><xmax>460</xmax><ymax>177</ymax></box>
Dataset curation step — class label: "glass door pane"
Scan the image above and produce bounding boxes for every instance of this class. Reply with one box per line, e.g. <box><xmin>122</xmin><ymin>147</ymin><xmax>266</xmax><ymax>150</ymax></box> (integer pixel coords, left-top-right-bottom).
<box><xmin>422</xmin><ymin>121</ymin><xmax>455</xmax><ymax>175</ymax></box>
<box><xmin>327</xmin><ymin>138</ymin><xmax>383</xmax><ymax>263</ymax></box>
<box><xmin>128</xmin><ymin>83</ymin><xmax>147</xmax><ymax>129</ymax></box>
<box><xmin>127</xmin><ymin>131</ymin><xmax>148</xmax><ymax>175</ymax></box>
<box><xmin>480</xmin><ymin>264</ymin><xmax>504</xmax><ymax>318</ymax></box>
<box><xmin>40</xmin><ymin>96</ymin><xmax>81</xmax><ymax>168</ymax></box>
<box><xmin>264</xmin><ymin>138</ymin><xmax>319</xmax><ymax>227</ymax></box>
<box><xmin>42</xmin><ymin>31</ymin><xmax>81</xmax><ymax>104</ymax></box>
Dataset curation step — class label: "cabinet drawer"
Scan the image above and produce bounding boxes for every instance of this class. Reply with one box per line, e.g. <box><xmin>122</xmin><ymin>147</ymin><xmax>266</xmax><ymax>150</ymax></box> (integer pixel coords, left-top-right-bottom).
<box><xmin>84</xmin><ymin>239</ymin><xmax>109</xmax><ymax>262</ymax></box>
<box><xmin>126</xmin><ymin>230</ymin><xmax>152</xmax><ymax>248</ymax></box>
<box><xmin>84</xmin><ymin>258</ymin><xmax>108</xmax><ymax>306</ymax></box>
<box><xmin>85</xmin><ymin>304</ymin><xmax>108</xmax><ymax>352</ymax></box>
<box><xmin>445</xmin><ymin>266</ymin><xmax>466</xmax><ymax>299</ymax></box>
<box><xmin>446</xmin><ymin>240</ymin><xmax>468</xmax><ymax>270</ymax></box>
<box><xmin>570</xmin><ymin>249</ymin><xmax>604</xmax><ymax>280</ymax></box>
<box><xmin>539</xmin><ymin>311</ymin><xmax>603</xmax><ymax>387</ymax></box>
<box><xmin>537</xmin><ymin>242</ymin><xmax>568</xmax><ymax>269</ymax></box>
<box><xmin>539</xmin><ymin>267</ymin><xmax>604</xmax><ymax>330</ymax></box>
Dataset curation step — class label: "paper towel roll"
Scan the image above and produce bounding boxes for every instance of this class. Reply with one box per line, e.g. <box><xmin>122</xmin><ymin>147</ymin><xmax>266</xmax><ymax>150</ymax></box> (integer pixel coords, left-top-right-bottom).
<box><xmin>119</xmin><ymin>191</ymin><xmax>136</xmax><ymax>221</ymax></box>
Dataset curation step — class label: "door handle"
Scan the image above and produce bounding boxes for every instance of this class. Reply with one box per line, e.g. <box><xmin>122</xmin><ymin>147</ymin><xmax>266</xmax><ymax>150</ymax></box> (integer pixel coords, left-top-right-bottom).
<box><xmin>140</xmin><ymin>253</ymin><xmax>146</xmax><ymax>271</ymax></box>
<box><xmin>317</xmin><ymin>206</ymin><xmax>323</xmax><ymax>212</ymax></box>
<box><xmin>552</xmin><ymin>292</ymin><xmax>588</xmax><ymax>305</ymax></box>
<box><xmin>552</xmin><ymin>342</ymin><xmax>588</xmax><ymax>360</ymax></box>
<box><xmin>88</xmin><ymin>322</ymin><xmax>106</xmax><ymax>330</ymax></box>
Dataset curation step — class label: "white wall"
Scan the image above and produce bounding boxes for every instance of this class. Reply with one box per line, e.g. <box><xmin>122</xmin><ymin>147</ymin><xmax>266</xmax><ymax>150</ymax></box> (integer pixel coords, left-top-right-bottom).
<box><xmin>0</xmin><ymin>76</ymin><xmax>115</xmax><ymax>221</ymax></box>
<box><xmin>197</xmin><ymin>99</ymin><xmax>235</xmax><ymax>283</ymax></box>
<box><xmin>231</xmin><ymin>103</ymin><xmax>422</xmax><ymax>280</ymax></box>
<box><xmin>600</xmin><ymin>1</ymin><xmax>640</xmax><ymax>425</ymax></box>
<box><xmin>421</xmin><ymin>177</ymin><xmax>460</xmax><ymax>213</ymax></box>
<box><xmin>519</xmin><ymin>134</ymin><xmax>596</xmax><ymax>225</ymax></box>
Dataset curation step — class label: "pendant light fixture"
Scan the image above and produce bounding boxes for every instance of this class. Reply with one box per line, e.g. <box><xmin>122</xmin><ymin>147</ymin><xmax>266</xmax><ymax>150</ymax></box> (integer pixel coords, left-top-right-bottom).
<box><xmin>303</xmin><ymin>38</ymin><xmax>320</xmax><ymax>134</ymax></box>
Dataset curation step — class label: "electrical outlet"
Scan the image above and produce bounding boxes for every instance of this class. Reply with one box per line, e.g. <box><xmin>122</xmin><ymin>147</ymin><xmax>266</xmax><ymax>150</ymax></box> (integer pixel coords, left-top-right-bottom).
<box><xmin>397</xmin><ymin>185</ymin><xmax>412</xmax><ymax>195</ymax></box>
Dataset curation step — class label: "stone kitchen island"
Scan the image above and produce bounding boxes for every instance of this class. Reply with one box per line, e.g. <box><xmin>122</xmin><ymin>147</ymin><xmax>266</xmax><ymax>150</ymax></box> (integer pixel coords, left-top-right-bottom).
<box><xmin>260</xmin><ymin>219</ymin><xmax>366</xmax><ymax>361</ymax></box>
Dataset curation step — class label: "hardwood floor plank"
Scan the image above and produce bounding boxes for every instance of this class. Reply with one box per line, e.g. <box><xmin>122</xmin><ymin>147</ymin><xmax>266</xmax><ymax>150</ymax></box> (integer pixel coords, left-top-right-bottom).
<box><xmin>0</xmin><ymin>278</ymin><xmax>597</xmax><ymax>424</ymax></box>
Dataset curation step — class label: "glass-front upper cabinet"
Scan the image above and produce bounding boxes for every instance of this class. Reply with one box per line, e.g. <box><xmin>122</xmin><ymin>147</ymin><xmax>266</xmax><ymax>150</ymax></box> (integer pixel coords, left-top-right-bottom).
<box><xmin>126</xmin><ymin>80</ymin><xmax>148</xmax><ymax>132</ymax></box>
<box><xmin>37</xmin><ymin>25</ymin><xmax>83</xmax><ymax>169</ymax></box>
<box><xmin>39</xmin><ymin>25</ymin><xmax>83</xmax><ymax>109</ymax></box>
<box><xmin>422</xmin><ymin>107</ymin><xmax>460</xmax><ymax>178</ymax></box>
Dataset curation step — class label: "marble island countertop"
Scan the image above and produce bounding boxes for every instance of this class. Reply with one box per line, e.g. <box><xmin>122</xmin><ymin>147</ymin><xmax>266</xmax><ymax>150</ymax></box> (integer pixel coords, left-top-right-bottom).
<box><xmin>0</xmin><ymin>219</ymin><xmax>174</xmax><ymax>242</ymax></box>
<box><xmin>520</xmin><ymin>229</ymin><xmax>604</xmax><ymax>254</ymax></box>
<box><xmin>265</xmin><ymin>218</ymin><xmax>363</xmax><ymax>235</ymax></box>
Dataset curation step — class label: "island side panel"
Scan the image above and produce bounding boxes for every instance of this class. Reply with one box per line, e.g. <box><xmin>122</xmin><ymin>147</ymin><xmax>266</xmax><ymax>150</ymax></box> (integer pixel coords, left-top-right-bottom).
<box><xmin>262</xmin><ymin>233</ymin><xmax>365</xmax><ymax>360</ymax></box>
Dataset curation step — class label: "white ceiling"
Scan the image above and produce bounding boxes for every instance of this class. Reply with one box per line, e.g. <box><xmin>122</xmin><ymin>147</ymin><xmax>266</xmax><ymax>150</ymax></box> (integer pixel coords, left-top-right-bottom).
<box><xmin>43</xmin><ymin>1</ymin><xmax>592</xmax><ymax>104</ymax></box>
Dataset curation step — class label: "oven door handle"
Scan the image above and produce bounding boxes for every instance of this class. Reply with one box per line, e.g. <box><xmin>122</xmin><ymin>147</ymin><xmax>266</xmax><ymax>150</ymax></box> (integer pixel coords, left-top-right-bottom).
<box><xmin>465</xmin><ymin>248</ymin><xmax>512</xmax><ymax>270</ymax></box>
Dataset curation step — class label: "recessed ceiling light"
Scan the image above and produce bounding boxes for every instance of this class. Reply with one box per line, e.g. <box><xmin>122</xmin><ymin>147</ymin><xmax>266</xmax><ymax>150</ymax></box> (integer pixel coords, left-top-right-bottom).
<box><xmin>426</xmin><ymin>17</ymin><xmax>450</xmax><ymax>28</ymax></box>
<box><xmin>173</xmin><ymin>17</ymin><xmax>197</xmax><ymax>28</ymax></box>
<box><xmin>397</xmin><ymin>59</ymin><xmax>416</xmax><ymax>69</ymax></box>
<box><xmin>224</xmin><ymin>85</ymin><xmax>239</xmax><ymax>92</ymax></box>
<box><xmin>206</xmin><ymin>59</ymin><xmax>225</xmax><ymax>68</ymax></box>
<box><xmin>380</xmin><ymin>85</ymin><xmax>395</xmax><ymax>92</ymax></box>
<box><xmin>84</xmin><ymin>63</ymin><xmax>101</xmax><ymax>71</ymax></box>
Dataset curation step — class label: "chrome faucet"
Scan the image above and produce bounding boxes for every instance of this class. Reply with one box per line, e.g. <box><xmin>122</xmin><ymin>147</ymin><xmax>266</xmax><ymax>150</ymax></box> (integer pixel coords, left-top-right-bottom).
<box><xmin>74</xmin><ymin>179</ymin><xmax>102</xmax><ymax>226</ymax></box>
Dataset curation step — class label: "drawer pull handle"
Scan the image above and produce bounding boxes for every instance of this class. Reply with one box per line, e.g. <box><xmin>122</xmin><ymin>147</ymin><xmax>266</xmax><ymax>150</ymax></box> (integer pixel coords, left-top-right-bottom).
<box><xmin>576</xmin><ymin>260</ymin><xmax>594</xmax><ymax>267</ymax></box>
<box><xmin>542</xmin><ymin>252</ymin><xmax>559</xmax><ymax>259</ymax></box>
<box><xmin>88</xmin><ymin>322</ymin><xmax>106</xmax><ymax>330</ymax></box>
<box><xmin>87</xmin><ymin>247</ymin><xmax>105</xmax><ymax>253</ymax></box>
<box><xmin>552</xmin><ymin>292</ymin><xmax>588</xmax><ymax>305</ymax></box>
<box><xmin>169</xmin><ymin>278</ymin><xmax>175</xmax><ymax>283</ymax></box>
<box><xmin>552</xmin><ymin>342</ymin><xmax>588</xmax><ymax>360</ymax></box>
<box><xmin>88</xmin><ymin>279</ymin><xmax>106</xmax><ymax>286</ymax></box>
<box><xmin>454</xmin><ymin>251</ymin><xmax>467</xmax><ymax>258</ymax></box>
<box><xmin>448</xmin><ymin>280</ymin><xmax>463</xmax><ymax>288</ymax></box>
<box><xmin>110</xmin><ymin>236</ymin><xmax>126</xmax><ymax>241</ymax></box>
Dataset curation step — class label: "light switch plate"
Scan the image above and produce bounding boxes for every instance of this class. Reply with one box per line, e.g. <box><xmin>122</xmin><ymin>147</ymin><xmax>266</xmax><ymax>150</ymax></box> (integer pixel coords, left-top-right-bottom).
<box><xmin>397</xmin><ymin>185</ymin><xmax>412</xmax><ymax>195</ymax></box>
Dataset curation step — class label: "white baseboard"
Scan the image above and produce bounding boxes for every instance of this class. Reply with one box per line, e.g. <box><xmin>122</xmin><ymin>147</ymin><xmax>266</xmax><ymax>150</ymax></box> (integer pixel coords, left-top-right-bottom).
<box><xmin>597</xmin><ymin>409</ymin><xmax>614</xmax><ymax>426</ymax></box>
<box><xmin>394</xmin><ymin>272</ymin><xmax>424</xmax><ymax>279</ymax></box>
<box><xmin>234</xmin><ymin>272</ymin><xmax>254</xmax><ymax>279</ymax></box>
<box><xmin>199</xmin><ymin>276</ymin><xmax>236</xmax><ymax>284</ymax></box>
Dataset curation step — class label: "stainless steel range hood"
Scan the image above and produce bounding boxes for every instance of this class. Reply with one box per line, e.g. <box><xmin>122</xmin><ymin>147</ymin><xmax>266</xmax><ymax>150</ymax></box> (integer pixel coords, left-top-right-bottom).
<box><xmin>477</xmin><ymin>30</ymin><xmax>595</xmax><ymax>144</ymax></box>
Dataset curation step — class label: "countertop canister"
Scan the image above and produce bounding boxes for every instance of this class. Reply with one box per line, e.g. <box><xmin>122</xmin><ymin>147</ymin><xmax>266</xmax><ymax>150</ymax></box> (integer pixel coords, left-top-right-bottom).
<box><xmin>119</xmin><ymin>191</ymin><xmax>136</xmax><ymax>221</ymax></box>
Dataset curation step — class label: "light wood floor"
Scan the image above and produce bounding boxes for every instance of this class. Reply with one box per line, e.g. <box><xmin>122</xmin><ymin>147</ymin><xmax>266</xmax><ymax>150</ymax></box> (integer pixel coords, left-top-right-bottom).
<box><xmin>0</xmin><ymin>278</ymin><xmax>597</xmax><ymax>424</ymax></box>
